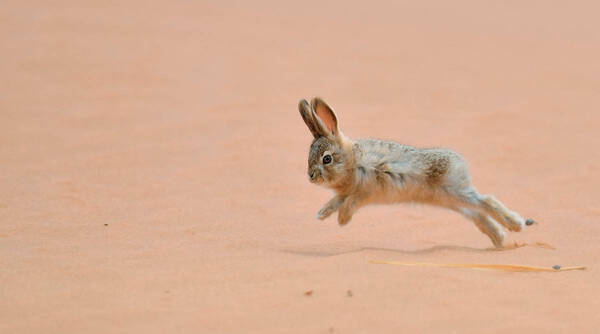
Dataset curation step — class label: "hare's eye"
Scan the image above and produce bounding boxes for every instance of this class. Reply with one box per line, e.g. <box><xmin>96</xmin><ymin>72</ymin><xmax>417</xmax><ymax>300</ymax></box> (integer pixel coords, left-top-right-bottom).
<box><xmin>322</xmin><ymin>155</ymin><xmax>332</xmax><ymax>164</ymax></box>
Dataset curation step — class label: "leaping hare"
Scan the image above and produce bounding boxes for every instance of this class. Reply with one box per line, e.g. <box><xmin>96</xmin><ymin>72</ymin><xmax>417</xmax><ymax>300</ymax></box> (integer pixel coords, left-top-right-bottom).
<box><xmin>298</xmin><ymin>97</ymin><xmax>533</xmax><ymax>248</ymax></box>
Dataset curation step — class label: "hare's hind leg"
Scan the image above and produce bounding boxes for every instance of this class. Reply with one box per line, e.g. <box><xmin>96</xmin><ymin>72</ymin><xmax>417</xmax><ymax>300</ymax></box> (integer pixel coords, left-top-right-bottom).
<box><xmin>453</xmin><ymin>188</ymin><xmax>525</xmax><ymax>232</ymax></box>
<box><xmin>458</xmin><ymin>208</ymin><xmax>505</xmax><ymax>248</ymax></box>
<box><xmin>478</xmin><ymin>193</ymin><xmax>525</xmax><ymax>231</ymax></box>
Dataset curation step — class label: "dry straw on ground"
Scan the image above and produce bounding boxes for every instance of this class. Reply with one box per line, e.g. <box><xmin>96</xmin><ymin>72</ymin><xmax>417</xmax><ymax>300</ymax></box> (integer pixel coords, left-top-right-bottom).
<box><xmin>370</xmin><ymin>260</ymin><xmax>587</xmax><ymax>272</ymax></box>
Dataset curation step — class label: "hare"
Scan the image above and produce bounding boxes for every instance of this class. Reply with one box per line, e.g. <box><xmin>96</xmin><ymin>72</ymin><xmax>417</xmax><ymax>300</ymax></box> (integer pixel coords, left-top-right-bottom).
<box><xmin>298</xmin><ymin>97</ymin><xmax>532</xmax><ymax>248</ymax></box>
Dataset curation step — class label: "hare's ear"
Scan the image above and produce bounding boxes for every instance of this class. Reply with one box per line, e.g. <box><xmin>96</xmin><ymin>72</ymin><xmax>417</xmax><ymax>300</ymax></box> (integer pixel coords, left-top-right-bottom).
<box><xmin>311</xmin><ymin>97</ymin><xmax>340</xmax><ymax>137</ymax></box>
<box><xmin>298</xmin><ymin>99</ymin><xmax>320</xmax><ymax>138</ymax></box>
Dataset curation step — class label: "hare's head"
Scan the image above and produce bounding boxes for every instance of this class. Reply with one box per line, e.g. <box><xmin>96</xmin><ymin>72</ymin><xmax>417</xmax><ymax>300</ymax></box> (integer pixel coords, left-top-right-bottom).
<box><xmin>298</xmin><ymin>97</ymin><xmax>353</xmax><ymax>187</ymax></box>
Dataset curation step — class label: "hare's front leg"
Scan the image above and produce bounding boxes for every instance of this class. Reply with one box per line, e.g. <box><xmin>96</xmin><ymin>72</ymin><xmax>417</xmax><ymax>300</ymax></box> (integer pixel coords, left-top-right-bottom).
<box><xmin>338</xmin><ymin>195</ymin><xmax>362</xmax><ymax>226</ymax></box>
<box><xmin>316</xmin><ymin>195</ymin><xmax>345</xmax><ymax>220</ymax></box>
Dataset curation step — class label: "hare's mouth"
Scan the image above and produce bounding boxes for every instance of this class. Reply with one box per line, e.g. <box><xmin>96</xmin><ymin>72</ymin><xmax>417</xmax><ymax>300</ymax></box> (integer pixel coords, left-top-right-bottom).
<box><xmin>309</xmin><ymin>173</ymin><xmax>325</xmax><ymax>185</ymax></box>
<box><xmin>310</xmin><ymin>176</ymin><xmax>324</xmax><ymax>185</ymax></box>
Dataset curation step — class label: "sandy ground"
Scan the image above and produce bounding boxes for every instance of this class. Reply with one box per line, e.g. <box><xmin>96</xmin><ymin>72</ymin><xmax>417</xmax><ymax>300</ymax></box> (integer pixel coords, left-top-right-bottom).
<box><xmin>2</xmin><ymin>1</ymin><xmax>600</xmax><ymax>333</ymax></box>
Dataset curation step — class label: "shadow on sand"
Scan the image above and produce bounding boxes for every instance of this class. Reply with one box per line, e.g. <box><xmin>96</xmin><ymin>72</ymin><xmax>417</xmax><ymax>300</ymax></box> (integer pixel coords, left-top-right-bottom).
<box><xmin>280</xmin><ymin>242</ymin><xmax>553</xmax><ymax>257</ymax></box>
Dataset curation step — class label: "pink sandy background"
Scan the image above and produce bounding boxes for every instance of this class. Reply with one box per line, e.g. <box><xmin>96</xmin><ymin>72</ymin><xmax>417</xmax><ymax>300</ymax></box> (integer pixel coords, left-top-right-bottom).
<box><xmin>2</xmin><ymin>1</ymin><xmax>599</xmax><ymax>333</ymax></box>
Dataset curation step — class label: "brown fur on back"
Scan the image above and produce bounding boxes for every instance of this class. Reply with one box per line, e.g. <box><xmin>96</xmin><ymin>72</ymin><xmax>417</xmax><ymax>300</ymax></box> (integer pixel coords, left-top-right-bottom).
<box><xmin>423</xmin><ymin>153</ymin><xmax>450</xmax><ymax>185</ymax></box>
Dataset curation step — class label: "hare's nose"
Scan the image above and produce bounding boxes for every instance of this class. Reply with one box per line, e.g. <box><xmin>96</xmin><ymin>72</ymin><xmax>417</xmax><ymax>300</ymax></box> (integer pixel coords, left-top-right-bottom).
<box><xmin>309</xmin><ymin>171</ymin><xmax>315</xmax><ymax>179</ymax></box>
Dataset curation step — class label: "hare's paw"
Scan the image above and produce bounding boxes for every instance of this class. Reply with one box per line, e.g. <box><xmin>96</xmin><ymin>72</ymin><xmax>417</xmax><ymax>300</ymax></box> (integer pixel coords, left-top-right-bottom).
<box><xmin>505</xmin><ymin>211</ymin><xmax>525</xmax><ymax>232</ymax></box>
<box><xmin>316</xmin><ymin>206</ymin><xmax>335</xmax><ymax>220</ymax></box>
<box><xmin>337</xmin><ymin>211</ymin><xmax>353</xmax><ymax>226</ymax></box>
<box><xmin>316</xmin><ymin>196</ymin><xmax>344</xmax><ymax>220</ymax></box>
<box><xmin>337</xmin><ymin>195</ymin><xmax>361</xmax><ymax>226</ymax></box>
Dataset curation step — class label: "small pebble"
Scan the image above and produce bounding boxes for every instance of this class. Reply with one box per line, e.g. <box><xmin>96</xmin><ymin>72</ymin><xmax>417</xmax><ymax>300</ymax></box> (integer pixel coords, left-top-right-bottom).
<box><xmin>346</xmin><ymin>290</ymin><xmax>353</xmax><ymax>297</ymax></box>
<box><xmin>525</xmin><ymin>219</ymin><xmax>535</xmax><ymax>226</ymax></box>
<box><xmin>552</xmin><ymin>265</ymin><xmax>561</xmax><ymax>270</ymax></box>
<box><xmin>304</xmin><ymin>290</ymin><xmax>313</xmax><ymax>296</ymax></box>
<box><xmin>104</xmin><ymin>224</ymin><xmax>108</xmax><ymax>226</ymax></box>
